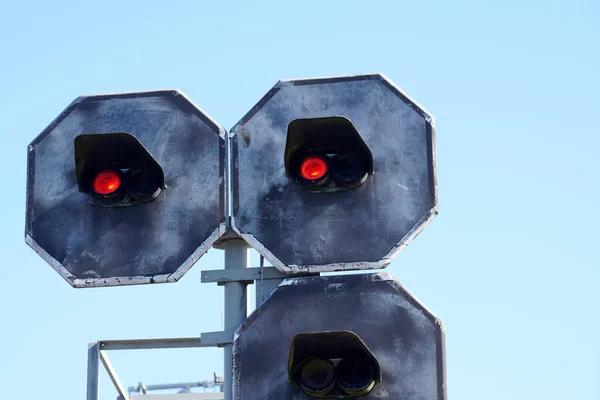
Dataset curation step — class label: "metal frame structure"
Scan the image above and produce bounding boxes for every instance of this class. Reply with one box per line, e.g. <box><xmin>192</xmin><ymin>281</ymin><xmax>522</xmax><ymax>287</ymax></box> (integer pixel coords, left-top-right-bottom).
<box><xmin>87</xmin><ymin>337</ymin><xmax>224</xmax><ymax>400</ymax></box>
<box><xmin>87</xmin><ymin>238</ymin><xmax>318</xmax><ymax>400</ymax></box>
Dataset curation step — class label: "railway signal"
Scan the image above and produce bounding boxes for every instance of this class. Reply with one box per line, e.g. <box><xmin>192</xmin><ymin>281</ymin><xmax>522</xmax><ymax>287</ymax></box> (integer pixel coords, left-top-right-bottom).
<box><xmin>233</xmin><ymin>273</ymin><xmax>446</xmax><ymax>399</ymax></box>
<box><xmin>230</xmin><ymin>74</ymin><xmax>437</xmax><ymax>273</ymax></box>
<box><xmin>25</xmin><ymin>90</ymin><xmax>226</xmax><ymax>287</ymax></box>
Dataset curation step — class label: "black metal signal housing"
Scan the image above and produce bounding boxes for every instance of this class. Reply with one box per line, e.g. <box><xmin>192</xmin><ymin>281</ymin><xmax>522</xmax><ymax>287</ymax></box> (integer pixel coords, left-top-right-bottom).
<box><xmin>74</xmin><ymin>132</ymin><xmax>166</xmax><ymax>206</ymax></box>
<box><xmin>288</xmin><ymin>330</ymin><xmax>382</xmax><ymax>398</ymax></box>
<box><xmin>285</xmin><ymin>117</ymin><xmax>374</xmax><ymax>192</ymax></box>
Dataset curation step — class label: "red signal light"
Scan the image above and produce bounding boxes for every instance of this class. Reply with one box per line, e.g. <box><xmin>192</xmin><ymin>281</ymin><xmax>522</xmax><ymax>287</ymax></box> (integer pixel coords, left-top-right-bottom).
<box><xmin>92</xmin><ymin>171</ymin><xmax>122</xmax><ymax>195</ymax></box>
<box><xmin>299</xmin><ymin>156</ymin><xmax>328</xmax><ymax>181</ymax></box>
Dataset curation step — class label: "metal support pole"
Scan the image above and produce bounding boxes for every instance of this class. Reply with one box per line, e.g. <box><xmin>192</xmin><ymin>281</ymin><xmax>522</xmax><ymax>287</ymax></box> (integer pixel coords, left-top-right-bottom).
<box><xmin>222</xmin><ymin>238</ymin><xmax>249</xmax><ymax>400</ymax></box>
<box><xmin>87</xmin><ymin>342</ymin><xmax>100</xmax><ymax>400</ymax></box>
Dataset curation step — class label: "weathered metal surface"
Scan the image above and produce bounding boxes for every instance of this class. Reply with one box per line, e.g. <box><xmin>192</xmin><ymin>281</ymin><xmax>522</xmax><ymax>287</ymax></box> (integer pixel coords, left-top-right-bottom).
<box><xmin>230</xmin><ymin>74</ymin><xmax>437</xmax><ymax>273</ymax></box>
<box><xmin>25</xmin><ymin>90</ymin><xmax>226</xmax><ymax>287</ymax></box>
<box><xmin>232</xmin><ymin>272</ymin><xmax>446</xmax><ymax>400</ymax></box>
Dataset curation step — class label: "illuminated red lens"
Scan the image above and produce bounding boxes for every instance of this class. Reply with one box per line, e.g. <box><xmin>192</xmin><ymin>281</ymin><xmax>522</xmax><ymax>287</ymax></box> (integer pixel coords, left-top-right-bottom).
<box><xmin>92</xmin><ymin>171</ymin><xmax>122</xmax><ymax>195</ymax></box>
<box><xmin>299</xmin><ymin>156</ymin><xmax>328</xmax><ymax>180</ymax></box>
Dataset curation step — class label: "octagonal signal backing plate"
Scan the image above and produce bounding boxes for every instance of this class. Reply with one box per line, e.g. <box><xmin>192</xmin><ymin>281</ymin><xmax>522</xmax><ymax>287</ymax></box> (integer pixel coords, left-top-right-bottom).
<box><xmin>230</xmin><ymin>74</ymin><xmax>437</xmax><ymax>273</ymax></box>
<box><xmin>233</xmin><ymin>273</ymin><xmax>446</xmax><ymax>399</ymax></box>
<box><xmin>26</xmin><ymin>90</ymin><xmax>226</xmax><ymax>287</ymax></box>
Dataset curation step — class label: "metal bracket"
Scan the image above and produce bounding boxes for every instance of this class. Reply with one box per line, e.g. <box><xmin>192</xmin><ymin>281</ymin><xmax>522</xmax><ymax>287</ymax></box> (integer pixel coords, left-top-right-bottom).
<box><xmin>211</xmin><ymin>229</ymin><xmax>243</xmax><ymax>249</ymax></box>
<box><xmin>201</xmin><ymin>266</ymin><xmax>317</xmax><ymax>285</ymax></box>
<box><xmin>99</xmin><ymin>337</ymin><xmax>206</xmax><ymax>351</ymax></box>
<box><xmin>200</xmin><ymin>330</ymin><xmax>235</xmax><ymax>347</ymax></box>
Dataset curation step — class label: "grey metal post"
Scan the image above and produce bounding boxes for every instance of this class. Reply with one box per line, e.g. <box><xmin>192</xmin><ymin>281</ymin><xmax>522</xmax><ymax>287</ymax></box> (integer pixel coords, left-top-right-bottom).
<box><xmin>87</xmin><ymin>342</ymin><xmax>100</xmax><ymax>400</ymax></box>
<box><xmin>222</xmin><ymin>238</ymin><xmax>249</xmax><ymax>400</ymax></box>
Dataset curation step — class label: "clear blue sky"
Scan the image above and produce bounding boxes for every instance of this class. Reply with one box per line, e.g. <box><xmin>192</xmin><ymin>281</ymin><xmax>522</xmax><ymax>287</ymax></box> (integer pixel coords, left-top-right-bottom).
<box><xmin>1</xmin><ymin>1</ymin><xmax>599</xmax><ymax>399</ymax></box>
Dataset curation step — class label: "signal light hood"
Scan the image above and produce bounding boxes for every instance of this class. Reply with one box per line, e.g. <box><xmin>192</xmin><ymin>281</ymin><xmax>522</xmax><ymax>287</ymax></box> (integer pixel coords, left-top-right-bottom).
<box><xmin>74</xmin><ymin>132</ymin><xmax>165</xmax><ymax>205</ymax></box>
<box><xmin>285</xmin><ymin>117</ymin><xmax>373</xmax><ymax>192</ymax></box>
<box><xmin>285</xmin><ymin>117</ymin><xmax>374</xmax><ymax>177</ymax></box>
<box><xmin>288</xmin><ymin>330</ymin><xmax>381</xmax><ymax>398</ymax></box>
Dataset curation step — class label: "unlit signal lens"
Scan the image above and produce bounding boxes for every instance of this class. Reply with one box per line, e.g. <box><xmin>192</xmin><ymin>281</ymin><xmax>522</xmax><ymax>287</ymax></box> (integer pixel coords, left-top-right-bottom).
<box><xmin>124</xmin><ymin>167</ymin><xmax>162</xmax><ymax>202</ymax></box>
<box><xmin>331</xmin><ymin>153</ymin><xmax>368</xmax><ymax>189</ymax></box>
<box><xmin>336</xmin><ymin>358</ymin><xmax>375</xmax><ymax>396</ymax></box>
<box><xmin>299</xmin><ymin>358</ymin><xmax>336</xmax><ymax>396</ymax></box>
